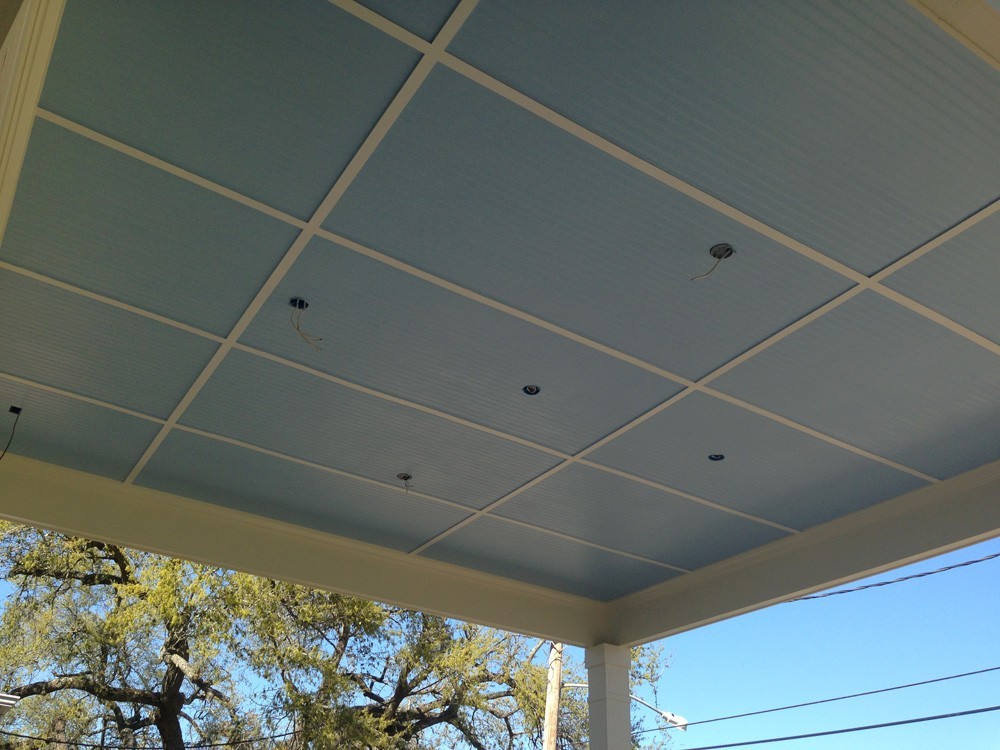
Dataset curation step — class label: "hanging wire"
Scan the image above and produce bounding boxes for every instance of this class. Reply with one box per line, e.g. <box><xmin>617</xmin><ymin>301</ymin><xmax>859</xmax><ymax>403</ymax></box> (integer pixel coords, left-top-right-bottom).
<box><xmin>0</xmin><ymin>408</ymin><xmax>21</xmax><ymax>463</ymax></box>
<box><xmin>691</xmin><ymin>243</ymin><xmax>735</xmax><ymax>280</ymax></box>
<box><xmin>0</xmin><ymin>727</ymin><xmax>301</xmax><ymax>749</ymax></box>
<box><xmin>790</xmin><ymin>551</ymin><xmax>1000</xmax><ymax>601</ymax></box>
<box><xmin>636</xmin><ymin>665</ymin><xmax>1000</xmax><ymax>733</ymax></box>
<box><xmin>690</xmin><ymin>255</ymin><xmax>725</xmax><ymax>281</ymax></box>
<box><xmin>290</xmin><ymin>306</ymin><xmax>322</xmax><ymax>351</ymax></box>
<box><xmin>651</xmin><ymin>704</ymin><xmax>1000</xmax><ymax>749</ymax></box>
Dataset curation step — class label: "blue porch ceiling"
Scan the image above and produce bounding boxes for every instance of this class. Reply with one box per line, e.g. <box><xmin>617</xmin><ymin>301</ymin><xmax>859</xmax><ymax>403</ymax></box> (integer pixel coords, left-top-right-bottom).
<box><xmin>0</xmin><ymin>0</ymin><xmax>997</xmax><ymax>603</ymax></box>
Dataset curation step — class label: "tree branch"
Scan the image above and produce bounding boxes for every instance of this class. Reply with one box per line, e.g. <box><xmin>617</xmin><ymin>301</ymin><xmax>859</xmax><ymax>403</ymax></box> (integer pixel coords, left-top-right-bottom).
<box><xmin>162</xmin><ymin>653</ymin><xmax>230</xmax><ymax>704</ymax></box>
<box><xmin>11</xmin><ymin>675</ymin><xmax>160</xmax><ymax>706</ymax></box>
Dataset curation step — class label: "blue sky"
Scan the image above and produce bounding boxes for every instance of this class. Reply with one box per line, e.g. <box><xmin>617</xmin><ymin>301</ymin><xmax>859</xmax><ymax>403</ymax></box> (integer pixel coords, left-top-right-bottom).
<box><xmin>629</xmin><ymin>536</ymin><xmax>1000</xmax><ymax>749</ymax></box>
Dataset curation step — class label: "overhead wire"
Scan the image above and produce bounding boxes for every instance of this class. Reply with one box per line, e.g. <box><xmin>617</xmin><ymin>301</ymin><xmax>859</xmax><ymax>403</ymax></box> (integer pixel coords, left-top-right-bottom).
<box><xmin>790</xmin><ymin>551</ymin><xmax>1000</xmax><ymax>601</ymax></box>
<box><xmin>664</xmin><ymin>704</ymin><xmax>1000</xmax><ymax>750</ymax></box>
<box><xmin>0</xmin><ymin>727</ymin><xmax>300</xmax><ymax>749</ymax></box>
<box><xmin>636</xmin><ymin>665</ymin><xmax>1000</xmax><ymax>733</ymax></box>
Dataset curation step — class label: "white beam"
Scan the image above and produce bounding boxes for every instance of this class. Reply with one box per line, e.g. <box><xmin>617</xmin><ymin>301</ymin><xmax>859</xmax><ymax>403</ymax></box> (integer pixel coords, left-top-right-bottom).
<box><xmin>909</xmin><ymin>0</ymin><xmax>1000</xmax><ymax>71</ymax></box>
<box><xmin>0</xmin><ymin>455</ymin><xmax>608</xmax><ymax>645</ymax></box>
<box><xmin>609</xmin><ymin>459</ymin><xmax>1000</xmax><ymax>645</ymax></box>
<box><xmin>0</xmin><ymin>0</ymin><xmax>64</xmax><ymax>245</ymax></box>
<box><xmin>585</xmin><ymin>644</ymin><xmax>631</xmax><ymax>750</ymax></box>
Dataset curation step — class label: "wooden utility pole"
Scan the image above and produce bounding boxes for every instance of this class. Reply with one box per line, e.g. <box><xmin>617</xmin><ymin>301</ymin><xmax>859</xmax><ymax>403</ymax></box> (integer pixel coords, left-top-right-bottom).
<box><xmin>542</xmin><ymin>641</ymin><xmax>564</xmax><ymax>750</ymax></box>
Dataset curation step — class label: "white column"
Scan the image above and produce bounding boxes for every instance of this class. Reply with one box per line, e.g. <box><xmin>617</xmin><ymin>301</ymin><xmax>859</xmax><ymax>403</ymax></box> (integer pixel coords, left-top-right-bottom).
<box><xmin>585</xmin><ymin>643</ymin><xmax>631</xmax><ymax>750</ymax></box>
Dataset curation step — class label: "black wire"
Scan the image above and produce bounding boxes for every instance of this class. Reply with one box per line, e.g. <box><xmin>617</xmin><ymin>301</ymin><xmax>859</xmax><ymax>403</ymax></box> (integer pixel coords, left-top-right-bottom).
<box><xmin>790</xmin><ymin>551</ymin><xmax>1000</xmax><ymax>601</ymax></box>
<box><xmin>0</xmin><ymin>727</ymin><xmax>300</xmax><ymax>749</ymax></box>
<box><xmin>0</xmin><ymin>408</ymin><xmax>20</xmax><ymax>463</ymax></box>
<box><xmin>666</xmin><ymin>704</ymin><xmax>1000</xmax><ymax>750</ymax></box>
<box><xmin>637</xmin><ymin>665</ymin><xmax>1000</xmax><ymax>733</ymax></box>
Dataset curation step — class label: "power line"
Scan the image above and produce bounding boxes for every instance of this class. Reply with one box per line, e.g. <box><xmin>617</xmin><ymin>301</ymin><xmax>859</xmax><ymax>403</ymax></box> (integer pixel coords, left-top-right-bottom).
<box><xmin>636</xmin><ymin>665</ymin><xmax>1000</xmax><ymax>733</ymax></box>
<box><xmin>0</xmin><ymin>727</ymin><xmax>300</xmax><ymax>749</ymax></box>
<box><xmin>790</xmin><ymin>551</ymin><xmax>1000</xmax><ymax>601</ymax></box>
<box><xmin>674</xmin><ymin>704</ymin><xmax>1000</xmax><ymax>750</ymax></box>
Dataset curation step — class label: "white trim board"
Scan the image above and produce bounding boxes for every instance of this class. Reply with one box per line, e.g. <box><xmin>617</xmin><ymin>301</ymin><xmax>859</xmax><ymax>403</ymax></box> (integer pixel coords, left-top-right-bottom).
<box><xmin>0</xmin><ymin>454</ymin><xmax>608</xmax><ymax>645</ymax></box>
<box><xmin>1</xmin><ymin>454</ymin><xmax>996</xmax><ymax>647</ymax></box>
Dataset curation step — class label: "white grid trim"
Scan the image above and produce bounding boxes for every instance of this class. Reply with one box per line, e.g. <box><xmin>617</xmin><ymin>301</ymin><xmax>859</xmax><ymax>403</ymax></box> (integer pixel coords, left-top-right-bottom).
<box><xmin>1</xmin><ymin>0</ymin><xmax>992</xmax><ymax>580</ymax></box>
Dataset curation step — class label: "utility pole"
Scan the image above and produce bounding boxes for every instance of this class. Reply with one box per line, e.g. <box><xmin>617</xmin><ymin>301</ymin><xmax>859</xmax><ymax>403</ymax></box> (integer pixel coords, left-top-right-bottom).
<box><xmin>542</xmin><ymin>641</ymin><xmax>563</xmax><ymax>750</ymax></box>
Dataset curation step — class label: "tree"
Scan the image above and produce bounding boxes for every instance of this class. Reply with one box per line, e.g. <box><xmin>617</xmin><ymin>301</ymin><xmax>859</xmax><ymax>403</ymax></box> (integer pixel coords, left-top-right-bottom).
<box><xmin>0</xmin><ymin>521</ymin><xmax>253</xmax><ymax>750</ymax></box>
<box><xmin>0</xmin><ymin>523</ymin><xmax>669</xmax><ymax>749</ymax></box>
<box><xmin>226</xmin><ymin>575</ymin><xmax>561</xmax><ymax>749</ymax></box>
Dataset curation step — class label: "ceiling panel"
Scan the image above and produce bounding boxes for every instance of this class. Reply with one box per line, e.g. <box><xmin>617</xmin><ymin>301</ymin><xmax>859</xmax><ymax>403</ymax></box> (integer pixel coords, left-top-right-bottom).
<box><xmin>1</xmin><ymin>0</ymin><xmax>997</xmax><ymax>637</ymax></box>
<box><xmin>240</xmin><ymin>237</ymin><xmax>680</xmax><ymax>453</ymax></box>
<box><xmin>493</xmin><ymin>462</ymin><xmax>789</xmax><ymax>570</ymax></box>
<box><xmin>420</xmin><ymin>515</ymin><xmax>680</xmax><ymax>601</ymax></box>
<box><xmin>587</xmin><ymin>391</ymin><xmax>930</xmax><ymax>529</ymax></box>
<box><xmin>883</xmin><ymin>211</ymin><xmax>1000</xmax><ymax>345</ymax></box>
<box><xmin>357</xmin><ymin>0</ymin><xmax>458</xmax><ymax>41</ymax></box>
<box><xmin>1</xmin><ymin>120</ymin><xmax>299</xmax><ymax>336</ymax></box>
<box><xmin>139</xmin><ymin>429</ymin><xmax>471</xmax><ymax>552</ymax></box>
<box><xmin>324</xmin><ymin>66</ymin><xmax>851</xmax><ymax>380</ymax></box>
<box><xmin>0</xmin><ymin>270</ymin><xmax>219</xmax><ymax>418</ymax></box>
<box><xmin>711</xmin><ymin>292</ymin><xmax>1000</xmax><ymax>480</ymax></box>
<box><xmin>179</xmin><ymin>349</ymin><xmax>560</xmax><ymax>509</ymax></box>
<box><xmin>449</xmin><ymin>1</ymin><xmax>1000</xmax><ymax>275</ymax></box>
<box><xmin>39</xmin><ymin>0</ymin><xmax>421</xmax><ymax>219</ymax></box>
<box><xmin>0</xmin><ymin>379</ymin><xmax>161</xmax><ymax>480</ymax></box>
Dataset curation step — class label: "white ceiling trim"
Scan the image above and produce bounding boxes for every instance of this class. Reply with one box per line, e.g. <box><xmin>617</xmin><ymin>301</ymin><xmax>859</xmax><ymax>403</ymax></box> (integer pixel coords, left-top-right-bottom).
<box><xmin>698</xmin><ymin>387</ymin><xmax>939</xmax><ymax>483</ymax></box>
<box><xmin>873</xmin><ymin>284</ymin><xmax>1000</xmax><ymax>356</ymax></box>
<box><xmin>232</xmin><ymin>343</ymin><xmax>571</xmax><ymax>459</ymax></box>
<box><xmin>0</xmin><ymin>260</ymin><xmax>227</xmax><ymax>343</ymax></box>
<box><xmin>0</xmin><ymin>0</ymin><xmax>63</xmax><ymax>245</ymax></box>
<box><xmin>609</xmin><ymin>458</ymin><xmax>1000</xmax><ymax>645</ymax></box>
<box><xmin>0</xmin><ymin>453</ymin><xmax>610</xmax><ymax>645</ymax></box>
<box><xmin>871</xmin><ymin>196</ymin><xmax>1000</xmax><ymax>283</ymax></box>
<box><xmin>492</xmin><ymin>514</ymin><xmax>691</xmax><ymax>573</ymax></box>
<box><xmin>437</xmin><ymin>52</ymin><xmax>872</xmax><ymax>285</ymax></box>
<box><xmin>409</xmin><ymin>388</ymin><xmax>700</xmax><ymax>554</ymax></box>
<box><xmin>909</xmin><ymin>0</ymin><xmax>1000</xmax><ymax>71</ymax></box>
<box><xmin>35</xmin><ymin>108</ymin><xmax>309</xmax><ymax>230</ymax></box>
<box><xmin>0</xmin><ymin>0</ymin><xmax>994</xmax><ymax>645</ymax></box>
<box><xmin>172</xmin><ymin>423</ymin><xmax>476</xmax><ymax>515</ymax></box>
<box><xmin>327</xmin><ymin>0</ymin><xmax>434</xmax><ymax>56</ymax></box>
<box><xmin>120</xmin><ymin>0</ymin><xmax>482</xmax><ymax>485</ymax></box>
<box><xmin>0</xmin><ymin>363</ymin><xmax>822</xmax><ymax>554</ymax></box>
<box><xmin>0</xmin><ymin>369</ymin><xmax>167</xmax><ymax>424</ymax></box>
<box><xmin>317</xmin><ymin>228</ymin><xmax>695</xmax><ymax>386</ymax></box>
<box><xmin>573</xmin><ymin>459</ymin><xmax>800</xmax><ymax>533</ymax></box>
<box><xmin>4</xmin><ymin>452</ymin><xmax>996</xmax><ymax>647</ymax></box>
<box><xmin>0</xmin><ymin>242</ymin><xmax>943</xmax><ymax>488</ymax></box>
<box><xmin>6</xmin><ymin>5</ymin><xmax>993</xmax><ymax>388</ymax></box>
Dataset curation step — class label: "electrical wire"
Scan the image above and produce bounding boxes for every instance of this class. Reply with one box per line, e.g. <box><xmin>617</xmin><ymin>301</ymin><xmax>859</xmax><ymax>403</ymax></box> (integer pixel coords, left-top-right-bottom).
<box><xmin>690</xmin><ymin>256</ymin><xmax>724</xmax><ymax>281</ymax></box>
<box><xmin>790</xmin><ymin>551</ymin><xmax>1000</xmax><ymax>601</ymax></box>
<box><xmin>0</xmin><ymin>408</ymin><xmax>21</xmax><ymax>463</ymax></box>
<box><xmin>636</xmin><ymin>665</ymin><xmax>1000</xmax><ymax>733</ymax></box>
<box><xmin>290</xmin><ymin>307</ymin><xmax>322</xmax><ymax>351</ymax></box>
<box><xmin>0</xmin><ymin>727</ymin><xmax>300</xmax><ymax>749</ymax></box>
<box><xmin>662</xmin><ymin>704</ymin><xmax>1000</xmax><ymax>749</ymax></box>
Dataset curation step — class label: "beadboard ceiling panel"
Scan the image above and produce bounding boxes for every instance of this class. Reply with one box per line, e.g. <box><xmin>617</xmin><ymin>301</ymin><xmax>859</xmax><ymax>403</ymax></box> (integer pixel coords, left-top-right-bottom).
<box><xmin>240</xmin><ymin>237</ymin><xmax>681</xmax><ymax>454</ymax></box>
<box><xmin>449</xmin><ymin>0</ymin><xmax>1000</xmax><ymax>274</ymax></box>
<box><xmin>139</xmin><ymin>430</ymin><xmax>472</xmax><ymax>552</ymax></box>
<box><xmin>1</xmin><ymin>0</ymin><xmax>997</xmax><ymax>639</ymax></box>
<box><xmin>38</xmin><ymin>0</ymin><xmax>421</xmax><ymax>218</ymax></box>
<box><xmin>324</xmin><ymin>67</ymin><xmax>852</xmax><ymax>381</ymax></box>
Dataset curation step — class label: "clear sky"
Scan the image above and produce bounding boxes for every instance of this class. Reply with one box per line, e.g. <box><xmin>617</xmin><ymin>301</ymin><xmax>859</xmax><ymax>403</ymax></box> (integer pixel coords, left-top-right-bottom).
<box><xmin>628</xmin><ymin>535</ymin><xmax>1000</xmax><ymax>749</ymax></box>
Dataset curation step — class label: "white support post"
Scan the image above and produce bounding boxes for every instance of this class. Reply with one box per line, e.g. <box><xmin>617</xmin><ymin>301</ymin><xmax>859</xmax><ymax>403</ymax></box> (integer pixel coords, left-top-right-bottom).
<box><xmin>585</xmin><ymin>643</ymin><xmax>631</xmax><ymax>750</ymax></box>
